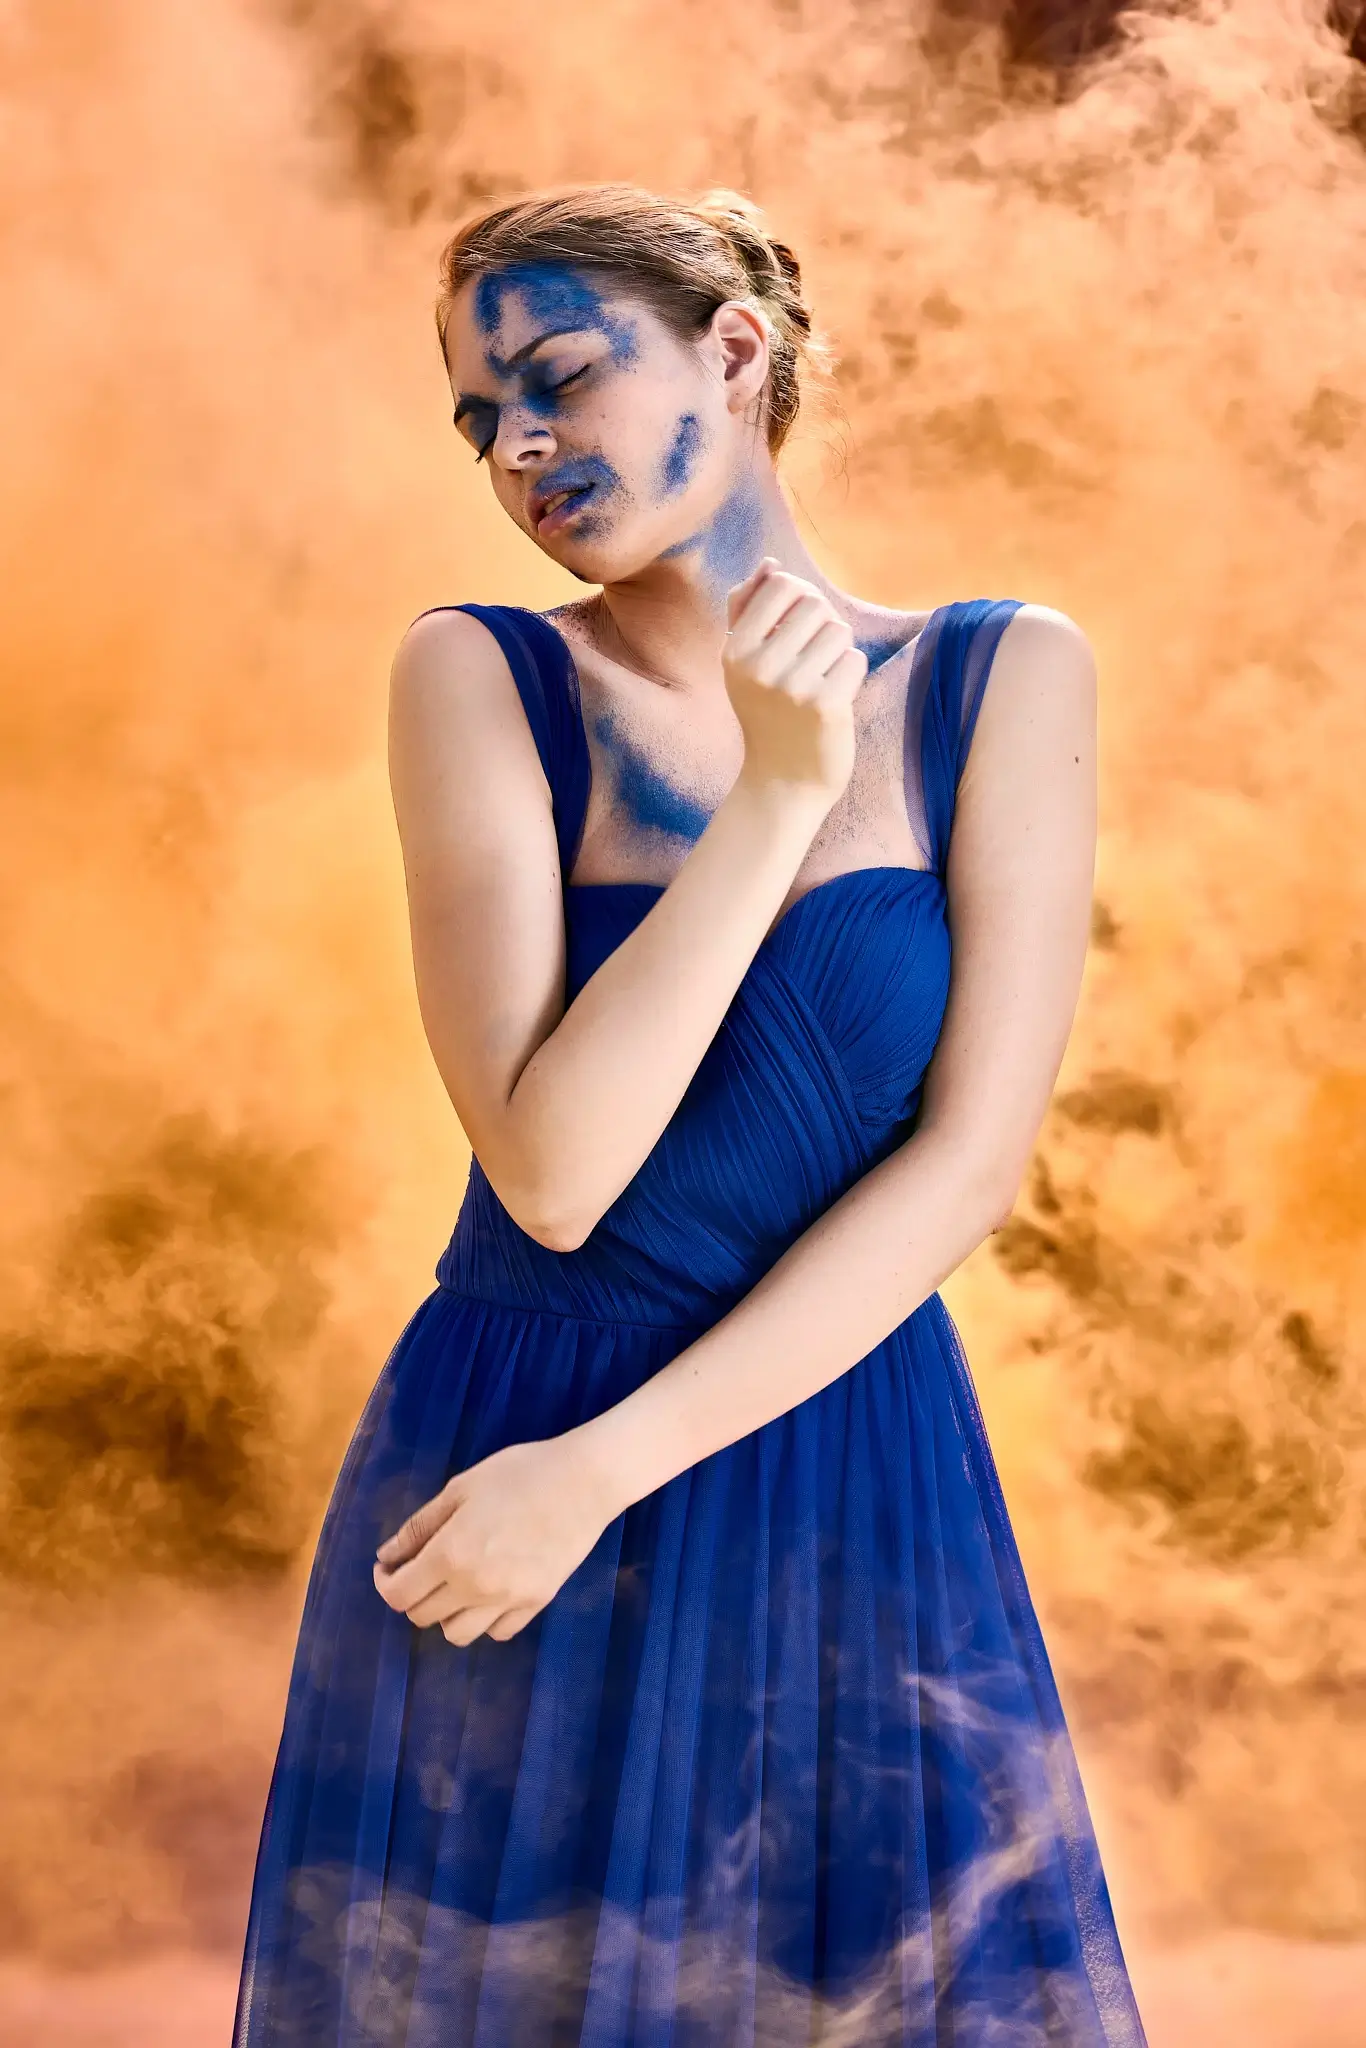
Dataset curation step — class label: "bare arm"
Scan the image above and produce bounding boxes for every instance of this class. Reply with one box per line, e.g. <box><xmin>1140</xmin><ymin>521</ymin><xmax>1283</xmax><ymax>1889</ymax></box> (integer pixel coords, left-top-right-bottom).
<box><xmin>388</xmin><ymin>573</ymin><xmax>863</xmax><ymax>1251</ymax></box>
<box><xmin>568</xmin><ymin>604</ymin><xmax>1099</xmax><ymax>1503</ymax></box>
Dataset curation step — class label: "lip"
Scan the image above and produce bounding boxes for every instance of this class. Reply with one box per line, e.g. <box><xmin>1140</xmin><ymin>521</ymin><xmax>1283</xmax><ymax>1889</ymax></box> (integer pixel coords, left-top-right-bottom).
<box><xmin>530</xmin><ymin>481</ymin><xmax>598</xmax><ymax>537</ymax></box>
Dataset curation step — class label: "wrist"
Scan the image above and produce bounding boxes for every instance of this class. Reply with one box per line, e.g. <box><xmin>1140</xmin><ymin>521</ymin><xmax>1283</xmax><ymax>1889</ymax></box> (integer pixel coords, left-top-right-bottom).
<box><xmin>727</xmin><ymin>767</ymin><xmax>830</xmax><ymax>843</ymax></box>
<box><xmin>564</xmin><ymin>1393</ymin><xmax>679</xmax><ymax>1522</ymax></box>
<box><xmin>562</xmin><ymin>1410</ymin><xmax>643</xmax><ymax>1523</ymax></box>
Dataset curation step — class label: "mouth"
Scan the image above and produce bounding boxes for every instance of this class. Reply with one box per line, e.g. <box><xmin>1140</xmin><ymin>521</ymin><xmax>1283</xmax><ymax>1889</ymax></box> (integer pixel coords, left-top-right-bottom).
<box><xmin>531</xmin><ymin>481</ymin><xmax>599</xmax><ymax>538</ymax></box>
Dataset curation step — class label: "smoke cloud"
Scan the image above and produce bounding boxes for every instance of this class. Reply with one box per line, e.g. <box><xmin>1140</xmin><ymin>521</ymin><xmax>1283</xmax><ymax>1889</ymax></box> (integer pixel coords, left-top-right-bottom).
<box><xmin>2</xmin><ymin>0</ymin><xmax>1365</xmax><ymax>2038</ymax></box>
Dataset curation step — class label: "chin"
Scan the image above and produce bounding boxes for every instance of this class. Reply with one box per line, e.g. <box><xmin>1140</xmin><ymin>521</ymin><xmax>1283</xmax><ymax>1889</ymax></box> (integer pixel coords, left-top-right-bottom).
<box><xmin>539</xmin><ymin>525</ymin><xmax>662</xmax><ymax>587</ymax></box>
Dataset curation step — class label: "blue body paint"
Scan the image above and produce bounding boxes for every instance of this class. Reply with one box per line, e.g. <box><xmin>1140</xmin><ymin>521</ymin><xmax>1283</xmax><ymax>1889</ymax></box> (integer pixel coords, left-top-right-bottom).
<box><xmin>460</xmin><ymin>263</ymin><xmax>639</xmax><ymax>544</ymax></box>
<box><xmin>657</xmin><ymin>412</ymin><xmax>703</xmax><ymax>497</ymax></box>
<box><xmin>855</xmin><ymin>629</ymin><xmax>913</xmax><ymax>672</ymax></box>
<box><xmin>473</xmin><ymin>264</ymin><xmax>638</xmax><ymax>396</ymax></box>
<box><xmin>530</xmin><ymin>453</ymin><xmax>624</xmax><ymax>540</ymax></box>
<box><xmin>661</xmin><ymin>474</ymin><xmax>765</xmax><ymax>593</ymax></box>
<box><xmin>591</xmin><ymin>709</ymin><xmax>712</xmax><ymax>842</ymax></box>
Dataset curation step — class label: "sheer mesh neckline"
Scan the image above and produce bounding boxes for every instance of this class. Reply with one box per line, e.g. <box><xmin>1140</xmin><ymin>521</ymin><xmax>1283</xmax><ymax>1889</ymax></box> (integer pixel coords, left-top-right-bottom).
<box><xmin>530</xmin><ymin>605</ymin><xmax>944</xmax><ymax>931</ymax></box>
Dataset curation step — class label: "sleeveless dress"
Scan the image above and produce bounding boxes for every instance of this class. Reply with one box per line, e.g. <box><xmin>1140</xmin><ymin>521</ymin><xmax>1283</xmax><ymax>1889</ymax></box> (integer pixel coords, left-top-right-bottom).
<box><xmin>233</xmin><ymin>601</ymin><xmax>1149</xmax><ymax>2047</ymax></box>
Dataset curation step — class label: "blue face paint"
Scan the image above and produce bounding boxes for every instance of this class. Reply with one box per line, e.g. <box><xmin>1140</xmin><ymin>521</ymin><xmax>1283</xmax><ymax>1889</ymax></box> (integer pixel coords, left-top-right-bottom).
<box><xmin>529</xmin><ymin>452</ymin><xmax>626</xmax><ymax>540</ymax></box>
<box><xmin>657</xmin><ymin>412</ymin><xmax>704</xmax><ymax>498</ymax></box>
<box><xmin>591</xmin><ymin>709</ymin><xmax>712</xmax><ymax>843</ymax></box>
<box><xmin>473</xmin><ymin>263</ymin><xmax>638</xmax><ymax>378</ymax></box>
<box><xmin>661</xmin><ymin>473</ymin><xmax>765</xmax><ymax>593</ymax></box>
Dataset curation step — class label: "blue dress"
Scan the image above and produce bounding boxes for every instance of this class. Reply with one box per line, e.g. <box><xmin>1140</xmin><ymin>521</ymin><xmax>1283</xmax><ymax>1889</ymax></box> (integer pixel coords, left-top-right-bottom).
<box><xmin>234</xmin><ymin>601</ymin><xmax>1148</xmax><ymax>2046</ymax></box>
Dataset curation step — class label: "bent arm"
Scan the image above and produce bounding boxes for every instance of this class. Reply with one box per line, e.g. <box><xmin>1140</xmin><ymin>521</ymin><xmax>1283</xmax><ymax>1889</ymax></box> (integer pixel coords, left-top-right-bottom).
<box><xmin>389</xmin><ymin>608</ymin><xmax>828</xmax><ymax>1251</ymax></box>
<box><xmin>564</xmin><ymin>606</ymin><xmax>1099</xmax><ymax>1505</ymax></box>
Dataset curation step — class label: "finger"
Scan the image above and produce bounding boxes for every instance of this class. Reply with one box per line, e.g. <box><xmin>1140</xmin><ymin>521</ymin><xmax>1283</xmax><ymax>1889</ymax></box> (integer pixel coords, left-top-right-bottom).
<box><xmin>404</xmin><ymin>1583</ymin><xmax>464</xmax><ymax>1629</ymax></box>
<box><xmin>373</xmin><ymin>1542</ymin><xmax>464</xmax><ymax>1614</ymax></box>
<box><xmin>486</xmin><ymin>1605</ymin><xmax>540</xmax><ymax>1641</ymax></box>
<box><xmin>440</xmin><ymin>1606</ymin><xmax>507</xmax><ymax>1648</ymax></box>
<box><xmin>727</xmin><ymin>570</ymin><xmax>819</xmax><ymax>653</ymax></box>
<box><xmin>817</xmin><ymin>644</ymin><xmax>871</xmax><ymax>706</ymax></box>
<box><xmin>724</xmin><ymin>556</ymin><xmax>777</xmax><ymax>626</ymax></box>
<box><xmin>780</xmin><ymin>618</ymin><xmax>860</xmax><ymax>699</ymax></box>
<box><xmin>750</xmin><ymin>597</ymin><xmax>848</xmax><ymax>685</ymax></box>
<box><xmin>376</xmin><ymin>1479</ymin><xmax>461</xmax><ymax>1569</ymax></box>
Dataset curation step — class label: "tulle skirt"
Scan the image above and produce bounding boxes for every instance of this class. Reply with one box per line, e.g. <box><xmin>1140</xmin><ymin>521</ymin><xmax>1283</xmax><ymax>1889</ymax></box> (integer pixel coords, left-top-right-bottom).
<box><xmin>233</xmin><ymin>1283</ymin><xmax>1146</xmax><ymax>2047</ymax></box>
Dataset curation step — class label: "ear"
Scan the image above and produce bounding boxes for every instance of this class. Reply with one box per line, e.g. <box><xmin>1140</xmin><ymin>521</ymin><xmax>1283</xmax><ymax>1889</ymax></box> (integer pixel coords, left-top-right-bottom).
<box><xmin>709</xmin><ymin>301</ymin><xmax>771</xmax><ymax>421</ymax></box>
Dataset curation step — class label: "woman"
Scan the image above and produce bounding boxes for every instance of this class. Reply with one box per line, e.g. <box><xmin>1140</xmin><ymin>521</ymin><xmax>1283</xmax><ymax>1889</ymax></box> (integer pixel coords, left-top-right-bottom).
<box><xmin>235</xmin><ymin>182</ymin><xmax>1148</xmax><ymax>2046</ymax></box>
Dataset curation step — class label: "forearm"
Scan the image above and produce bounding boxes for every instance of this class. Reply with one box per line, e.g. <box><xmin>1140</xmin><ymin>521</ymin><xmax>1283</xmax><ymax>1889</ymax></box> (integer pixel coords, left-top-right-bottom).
<box><xmin>509</xmin><ymin>775</ymin><xmax>827</xmax><ymax>1248</ymax></box>
<box><xmin>570</xmin><ymin>1120</ymin><xmax>1016</xmax><ymax>1510</ymax></box>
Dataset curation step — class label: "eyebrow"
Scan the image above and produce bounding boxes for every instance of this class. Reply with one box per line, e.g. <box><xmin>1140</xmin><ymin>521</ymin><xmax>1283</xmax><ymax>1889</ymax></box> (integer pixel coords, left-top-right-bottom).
<box><xmin>452</xmin><ymin>326</ymin><xmax>587</xmax><ymax>425</ymax></box>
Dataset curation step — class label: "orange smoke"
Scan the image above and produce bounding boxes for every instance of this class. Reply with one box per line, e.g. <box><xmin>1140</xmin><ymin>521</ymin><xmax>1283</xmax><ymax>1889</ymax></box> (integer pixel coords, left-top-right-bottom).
<box><xmin>2</xmin><ymin>0</ymin><xmax>1365</xmax><ymax>2040</ymax></box>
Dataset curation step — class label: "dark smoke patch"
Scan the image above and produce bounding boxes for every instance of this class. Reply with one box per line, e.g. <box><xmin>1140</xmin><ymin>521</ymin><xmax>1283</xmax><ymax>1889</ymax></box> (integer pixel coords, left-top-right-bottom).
<box><xmin>1330</xmin><ymin>0</ymin><xmax>1366</xmax><ymax>66</ymax></box>
<box><xmin>1084</xmin><ymin>1392</ymin><xmax>1341</xmax><ymax>1562</ymax></box>
<box><xmin>926</xmin><ymin>0</ymin><xmax>1132</xmax><ymax>79</ymax></box>
<box><xmin>1056</xmin><ymin>1068</ymin><xmax>1175</xmax><ymax>1138</ymax></box>
<box><xmin>0</xmin><ymin>1114</ymin><xmax>347</xmax><ymax>1588</ymax></box>
<box><xmin>275</xmin><ymin>0</ymin><xmax>520</xmax><ymax>219</ymax></box>
<box><xmin>992</xmin><ymin>1075</ymin><xmax>1357</xmax><ymax>1571</ymax></box>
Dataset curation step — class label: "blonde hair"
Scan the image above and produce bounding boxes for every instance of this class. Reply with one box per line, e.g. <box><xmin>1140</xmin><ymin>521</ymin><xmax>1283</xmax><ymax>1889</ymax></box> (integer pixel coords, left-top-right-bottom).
<box><xmin>434</xmin><ymin>181</ymin><xmax>828</xmax><ymax>455</ymax></box>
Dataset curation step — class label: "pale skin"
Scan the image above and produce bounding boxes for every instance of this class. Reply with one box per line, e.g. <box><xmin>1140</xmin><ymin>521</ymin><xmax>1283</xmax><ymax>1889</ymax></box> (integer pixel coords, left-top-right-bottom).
<box><xmin>376</xmin><ymin>258</ymin><xmax>1097</xmax><ymax>1645</ymax></box>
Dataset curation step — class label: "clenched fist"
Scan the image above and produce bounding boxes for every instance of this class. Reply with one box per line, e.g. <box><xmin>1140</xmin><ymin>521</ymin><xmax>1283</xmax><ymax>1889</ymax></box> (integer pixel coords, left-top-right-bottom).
<box><xmin>722</xmin><ymin>558</ymin><xmax>869</xmax><ymax>810</ymax></box>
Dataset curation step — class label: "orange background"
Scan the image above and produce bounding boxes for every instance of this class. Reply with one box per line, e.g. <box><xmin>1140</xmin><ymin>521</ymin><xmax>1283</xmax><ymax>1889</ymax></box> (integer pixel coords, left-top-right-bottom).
<box><xmin>2</xmin><ymin>2</ymin><xmax>1364</xmax><ymax>2040</ymax></box>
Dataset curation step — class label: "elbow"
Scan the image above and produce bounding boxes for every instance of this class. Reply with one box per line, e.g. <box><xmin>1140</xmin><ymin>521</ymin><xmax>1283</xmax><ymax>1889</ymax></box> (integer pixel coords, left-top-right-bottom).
<box><xmin>525</xmin><ymin>1208</ymin><xmax>594</xmax><ymax>1255</ymax></box>
<box><xmin>982</xmin><ymin>1159</ymin><xmax>1030</xmax><ymax>1237</ymax></box>
<box><xmin>498</xmin><ymin>1161</ymin><xmax>595</xmax><ymax>1254</ymax></box>
<box><xmin>956</xmin><ymin>1148</ymin><xmax>1027</xmax><ymax>1242</ymax></box>
<box><xmin>472</xmin><ymin>1112</ymin><xmax>595</xmax><ymax>1253</ymax></box>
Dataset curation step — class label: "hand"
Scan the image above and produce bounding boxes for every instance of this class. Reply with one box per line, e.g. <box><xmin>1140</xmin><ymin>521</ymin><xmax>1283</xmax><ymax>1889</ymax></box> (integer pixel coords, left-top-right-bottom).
<box><xmin>723</xmin><ymin>558</ymin><xmax>869</xmax><ymax>809</ymax></box>
<box><xmin>372</xmin><ymin>1430</ymin><xmax>620</xmax><ymax>1644</ymax></box>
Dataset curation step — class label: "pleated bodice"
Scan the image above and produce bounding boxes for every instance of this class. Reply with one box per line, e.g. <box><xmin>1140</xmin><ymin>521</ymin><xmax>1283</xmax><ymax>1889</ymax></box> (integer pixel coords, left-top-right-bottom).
<box><xmin>437</xmin><ymin>598</ymin><xmax>1021</xmax><ymax>1330</ymax></box>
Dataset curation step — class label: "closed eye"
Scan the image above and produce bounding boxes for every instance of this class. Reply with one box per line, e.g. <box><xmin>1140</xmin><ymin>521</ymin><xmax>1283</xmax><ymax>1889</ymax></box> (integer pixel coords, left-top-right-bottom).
<box><xmin>469</xmin><ymin>366</ymin><xmax>593</xmax><ymax>463</ymax></box>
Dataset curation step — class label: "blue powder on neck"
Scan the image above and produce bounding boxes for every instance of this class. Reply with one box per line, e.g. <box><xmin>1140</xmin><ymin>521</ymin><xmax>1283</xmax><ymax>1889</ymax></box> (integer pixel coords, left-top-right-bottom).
<box><xmin>662</xmin><ymin>474</ymin><xmax>765</xmax><ymax>593</ymax></box>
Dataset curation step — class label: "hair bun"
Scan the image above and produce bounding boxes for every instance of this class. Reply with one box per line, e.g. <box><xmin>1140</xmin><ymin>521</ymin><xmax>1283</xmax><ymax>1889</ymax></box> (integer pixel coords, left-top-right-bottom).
<box><xmin>694</xmin><ymin>187</ymin><xmax>804</xmax><ymax>300</ymax></box>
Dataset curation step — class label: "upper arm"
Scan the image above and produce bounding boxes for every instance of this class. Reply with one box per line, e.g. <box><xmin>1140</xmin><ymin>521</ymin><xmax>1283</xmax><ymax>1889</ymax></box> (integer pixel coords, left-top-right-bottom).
<box><xmin>916</xmin><ymin>604</ymin><xmax>1098</xmax><ymax>1212</ymax></box>
<box><xmin>387</xmin><ymin>608</ymin><xmax>568</xmax><ymax>1226</ymax></box>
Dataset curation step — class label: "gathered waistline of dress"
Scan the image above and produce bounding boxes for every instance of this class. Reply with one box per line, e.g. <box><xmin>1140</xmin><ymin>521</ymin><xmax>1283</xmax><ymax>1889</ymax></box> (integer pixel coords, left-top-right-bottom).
<box><xmin>435</xmin><ymin>1278</ymin><xmax>719</xmax><ymax>1338</ymax></box>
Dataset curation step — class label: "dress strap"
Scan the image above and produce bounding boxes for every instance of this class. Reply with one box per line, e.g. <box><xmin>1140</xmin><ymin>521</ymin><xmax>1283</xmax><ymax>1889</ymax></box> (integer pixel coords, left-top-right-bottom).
<box><xmin>412</xmin><ymin>603</ymin><xmax>591</xmax><ymax>879</ymax></box>
<box><xmin>912</xmin><ymin>597</ymin><xmax>1025</xmax><ymax>876</ymax></box>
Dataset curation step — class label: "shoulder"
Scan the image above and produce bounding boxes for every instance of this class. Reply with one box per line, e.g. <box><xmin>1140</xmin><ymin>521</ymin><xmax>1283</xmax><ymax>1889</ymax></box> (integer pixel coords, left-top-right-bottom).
<box><xmin>390</xmin><ymin>605</ymin><xmax>514</xmax><ymax>696</ymax></box>
<box><xmin>387</xmin><ymin>605</ymin><xmax>550</xmax><ymax>793</ymax></box>
<box><xmin>388</xmin><ymin>607</ymin><xmax>539</xmax><ymax>752</ymax></box>
<box><xmin>989</xmin><ymin>602</ymin><xmax>1095</xmax><ymax>684</ymax></box>
<box><xmin>969</xmin><ymin>601</ymin><xmax>1095</xmax><ymax>737</ymax></box>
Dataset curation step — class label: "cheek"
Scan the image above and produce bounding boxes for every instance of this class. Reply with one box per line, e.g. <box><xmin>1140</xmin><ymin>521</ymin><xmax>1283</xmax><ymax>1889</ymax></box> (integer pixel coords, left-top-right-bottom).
<box><xmin>656</xmin><ymin>411</ymin><xmax>706</xmax><ymax>499</ymax></box>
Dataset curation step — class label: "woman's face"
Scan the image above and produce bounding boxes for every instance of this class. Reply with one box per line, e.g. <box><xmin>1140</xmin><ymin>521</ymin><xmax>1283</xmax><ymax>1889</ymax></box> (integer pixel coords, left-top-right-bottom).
<box><xmin>442</xmin><ymin>262</ymin><xmax>768</xmax><ymax>588</ymax></box>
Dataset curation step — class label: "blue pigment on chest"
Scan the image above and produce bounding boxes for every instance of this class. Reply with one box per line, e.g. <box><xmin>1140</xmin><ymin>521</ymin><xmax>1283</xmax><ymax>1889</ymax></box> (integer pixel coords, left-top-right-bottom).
<box><xmin>591</xmin><ymin>709</ymin><xmax>713</xmax><ymax>842</ymax></box>
<box><xmin>855</xmin><ymin>629</ymin><xmax>914</xmax><ymax>672</ymax></box>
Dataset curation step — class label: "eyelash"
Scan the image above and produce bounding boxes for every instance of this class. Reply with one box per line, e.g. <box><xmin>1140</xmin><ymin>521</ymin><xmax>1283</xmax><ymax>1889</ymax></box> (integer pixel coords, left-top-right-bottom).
<box><xmin>472</xmin><ymin>366</ymin><xmax>591</xmax><ymax>463</ymax></box>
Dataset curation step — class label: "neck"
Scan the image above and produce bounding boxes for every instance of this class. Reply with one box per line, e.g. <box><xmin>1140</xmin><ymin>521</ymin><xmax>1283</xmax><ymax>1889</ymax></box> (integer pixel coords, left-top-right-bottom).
<box><xmin>586</xmin><ymin>463</ymin><xmax>842</xmax><ymax>698</ymax></box>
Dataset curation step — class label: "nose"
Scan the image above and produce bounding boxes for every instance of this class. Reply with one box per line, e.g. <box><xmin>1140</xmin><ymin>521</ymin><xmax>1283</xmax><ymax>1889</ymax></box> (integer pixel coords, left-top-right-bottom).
<box><xmin>491</xmin><ymin>403</ymin><xmax>555</xmax><ymax>472</ymax></box>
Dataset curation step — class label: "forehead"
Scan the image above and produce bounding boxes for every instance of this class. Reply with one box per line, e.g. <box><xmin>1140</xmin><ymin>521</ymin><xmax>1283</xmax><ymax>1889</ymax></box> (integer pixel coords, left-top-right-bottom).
<box><xmin>444</xmin><ymin>261</ymin><xmax>640</xmax><ymax>383</ymax></box>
